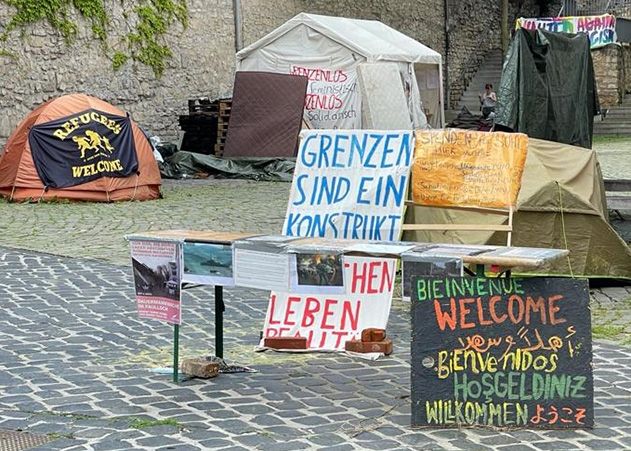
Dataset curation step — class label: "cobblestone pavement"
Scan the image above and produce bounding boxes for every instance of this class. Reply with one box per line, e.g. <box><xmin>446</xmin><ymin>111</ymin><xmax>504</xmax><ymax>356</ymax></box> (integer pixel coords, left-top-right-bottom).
<box><xmin>1</xmin><ymin>248</ymin><xmax>631</xmax><ymax>451</ymax></box>
<box><xmin>0</xmin><ymin>180</ymin><xmax>290</xmax><ymax>266</ymax></box>
<box><xmin>592</xmin><ymin>137</ymin><xmax>631</xmax><ymax>181</ymax></box>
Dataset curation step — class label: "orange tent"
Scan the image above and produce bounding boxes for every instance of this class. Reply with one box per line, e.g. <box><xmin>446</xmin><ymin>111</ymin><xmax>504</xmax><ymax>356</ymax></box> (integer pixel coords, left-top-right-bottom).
<box><xmin>0</xmin><ymin>94</ymin><xmax>161</xmax><ymax>202</ymax></box>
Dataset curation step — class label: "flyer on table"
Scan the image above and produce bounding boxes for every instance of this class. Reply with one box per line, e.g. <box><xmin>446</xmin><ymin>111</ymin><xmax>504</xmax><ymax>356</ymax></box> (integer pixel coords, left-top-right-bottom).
<box><xmin>130</xmin><ymin>239</ymin><xmax>182</xmax><ymax>325</ymax></box>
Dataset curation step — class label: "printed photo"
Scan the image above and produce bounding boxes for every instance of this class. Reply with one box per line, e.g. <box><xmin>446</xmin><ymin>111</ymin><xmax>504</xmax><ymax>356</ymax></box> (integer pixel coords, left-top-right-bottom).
<box><xmin>131</xmin><ymin>256</ymin><xmax>181</xmax><ymax>301</ymax></box>
<box><xmin>183</xmin><ymin>242</ymin><xmax>233</xmax><ymax>278</ymax></box>
<box><xmin>296</xmin><ymin>253</ymin><xmax>344</xmax><ymax>287</ymax></box>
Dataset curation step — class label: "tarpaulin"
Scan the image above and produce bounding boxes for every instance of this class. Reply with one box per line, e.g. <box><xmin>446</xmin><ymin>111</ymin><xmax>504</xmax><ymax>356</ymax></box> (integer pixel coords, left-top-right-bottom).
<box><xmin>28</xmin><ymin>109</ymin><xmax>138</xmax><ymax>188</ymax></box>
<box><xmin>159</xmin><ymin>151</ymin><xmax>295</xmax><ymax>182</ymax></box>
<box><xmin>496</xmin><ymin>28</ymin><xmax>599</xmax><ymax>149</ymax></box>
<box><xmin>223</xmin><ymin>71</ymin><xmax>308</xmax><ymax>158</ymax></box>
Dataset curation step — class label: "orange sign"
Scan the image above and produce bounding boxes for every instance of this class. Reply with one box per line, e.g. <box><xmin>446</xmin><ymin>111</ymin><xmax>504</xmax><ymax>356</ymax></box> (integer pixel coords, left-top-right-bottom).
<box><xmin>412</xmin><ymin>130</ymin><xmax>528</xmax><ymax>208</ymax></box>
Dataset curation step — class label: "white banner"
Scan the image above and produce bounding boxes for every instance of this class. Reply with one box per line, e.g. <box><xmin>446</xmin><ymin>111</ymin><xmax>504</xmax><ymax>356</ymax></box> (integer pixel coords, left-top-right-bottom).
<box><xmin>262</xmin><ymin>256</ymin><xmax>396</xmax><ymax>350</ymax></box>
<box><xmin>290</xmin><ymin>65</ymin><xmax>360</xmax><ymax>129</ymax></box>
<box><xmin>283</xmin><ymin>130</ymin><xmax>414</xmax><ymax>242</ymax></box>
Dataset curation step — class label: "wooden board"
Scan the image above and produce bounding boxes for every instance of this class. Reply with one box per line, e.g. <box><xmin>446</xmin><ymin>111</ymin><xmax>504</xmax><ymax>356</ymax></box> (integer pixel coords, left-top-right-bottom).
<box><xmin>127</xmin><ymin>230</ymin><xmax>259</xmax><ymax>243</ymax></box>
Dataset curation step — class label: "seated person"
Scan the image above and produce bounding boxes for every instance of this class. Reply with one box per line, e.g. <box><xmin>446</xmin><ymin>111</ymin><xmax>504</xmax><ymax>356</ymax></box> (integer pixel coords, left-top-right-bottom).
<box><xmin>479</xmin><ymin>83</ymin><xmax>497</xmax><ymax>119</ymax></box>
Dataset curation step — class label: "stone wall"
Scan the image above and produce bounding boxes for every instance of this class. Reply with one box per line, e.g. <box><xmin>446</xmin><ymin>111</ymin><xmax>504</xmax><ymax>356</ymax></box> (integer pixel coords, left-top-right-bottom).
<box><xmin>624</xmin><ymin>44</ymin><xmax>631</xmax><ymax>95</ymax></box>
<box><xmin>0</xmin><ymin>0</ymin><xmax>236</xmax><ymax>148</ymax></box>
<box><xmin>445</xmin><ymin>0</ymin><xmax>562</xmax><ymax>108</ymax></box>
<box><xmin>0</xmin><ymin>0</ymin><xmax>445</xmax><ymax>149</ymax></box>
<box><xmin>592</xmin><ymin>44</ymin><xmax>624</xmax><ymax>107</ymax></box>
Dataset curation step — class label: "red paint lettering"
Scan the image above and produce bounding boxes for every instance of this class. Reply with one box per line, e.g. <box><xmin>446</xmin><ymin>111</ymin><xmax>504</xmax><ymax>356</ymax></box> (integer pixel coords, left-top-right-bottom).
<box><xmin>321</xmin><ymin>299</ymin><xmax>338</xmax><ymax>329</ymax></box>
<box><xmin>301</xmin><ymin>297</ymin><xmax>320</xmax><ymax>327</ymax></box>
<box><xmin>283</xmin><ymin>296</ymin><xmax>301</xmax><ymax>326</ymax></box>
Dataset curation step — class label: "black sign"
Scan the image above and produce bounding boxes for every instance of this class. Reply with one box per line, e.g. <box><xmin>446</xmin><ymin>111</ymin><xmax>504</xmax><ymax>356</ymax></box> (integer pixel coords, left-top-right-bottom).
<box><xmin>411</xmin><ymin>277</ymin><xmax>593</xmax><ymax>429</ymax></box>
<box><xmin>401</xmin><ymin>254</ymin><xmax>462</xmax><ymax>301</ymax></box>
<box><xmin>29</xmin><ymin>109</ymin><xmax>138</xmax><ymax>188</ymax></box>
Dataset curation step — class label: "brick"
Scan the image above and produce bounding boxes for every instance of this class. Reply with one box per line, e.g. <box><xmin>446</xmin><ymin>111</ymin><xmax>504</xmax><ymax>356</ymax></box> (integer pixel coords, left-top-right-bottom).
<box><xmin>361</xmin><ymin>328</ymin><xmax>386</xmax><ymax>342</ymax></box>
<box><xmin>345</xmin><ymin>338</ymin><xmax>393</xmax><ymax>355</ymax></box>
<box><xmin>180</xmin><ymin>358</ymin><xmax>219</xmax><ymax>379</ymax></box>
<box><xmin>264</xmin><ymin>337</ymin><xmax>307</xmax><ymax>350</ymax></box>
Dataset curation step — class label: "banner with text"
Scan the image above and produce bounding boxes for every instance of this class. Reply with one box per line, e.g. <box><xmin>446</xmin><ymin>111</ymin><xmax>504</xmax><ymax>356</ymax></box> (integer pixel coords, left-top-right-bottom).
<box><xmin>262</xmin><ymin>256</ymin><xmax>396</xmax><ymax>350</ymax></box>
<box><xmin>412</xmin><ymin>130</ymin><xmax>528</xmax><ymax>208</ymax></box>
<box><xmin>411</xmin><ymin>277</ymin><xmax>593</xmax><ymax>428</ymax></box>
<box><xmin>516</xmin><ymin>14</ymin><xmax>616</xmax><ymax>49</ymax></box>
<box><xmin>290</xmin><ymin>65</ymin><xmax>360</xmax><ymax>129</ymax></box>
<box><xmin>283</xmin><ymin>130</ymin><xmax>414</xmax><ymax>241</ymax></box>
<box><xmin>130</xmin><ymin>240</ymin><xmax>181</xmax><ymax>325</ymax></box>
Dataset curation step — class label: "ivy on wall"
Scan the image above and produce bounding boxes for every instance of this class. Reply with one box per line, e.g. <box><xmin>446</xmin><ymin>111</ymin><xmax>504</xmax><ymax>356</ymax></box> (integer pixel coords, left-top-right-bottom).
<box><xmin>0</xmin><ymin>0</ymin><xmax>188</xmax><ymax>77</ymax></box>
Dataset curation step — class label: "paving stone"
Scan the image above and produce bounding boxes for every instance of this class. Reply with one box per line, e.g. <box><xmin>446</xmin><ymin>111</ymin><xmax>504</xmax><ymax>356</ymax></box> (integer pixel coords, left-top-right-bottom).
<box><xmin>0</xmin><ymin>184</ymin><xmax>630</xmax><ymax>451</ymax></box>
<box><xmin>305</xmin><ymin>432</ymin><xmax>347</xmax><ymax>446</ymax></box>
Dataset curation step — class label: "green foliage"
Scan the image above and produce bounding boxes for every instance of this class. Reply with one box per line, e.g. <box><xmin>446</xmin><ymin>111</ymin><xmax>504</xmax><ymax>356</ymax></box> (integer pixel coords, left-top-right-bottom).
<box><xmin>112</xmin><ymin>50</ymin><xmax>129</xmax><ymax>70</ymax></box>
<box><xmin>129</xmin><ymin>417</ymin><xmax>181</xmax><ymax>429</ymax></box>
<box><xmin>125</xmin><ymin>0</ymin><xmax>188</xmax><ymax>77</ymax></box>
<box><xmin>0</xmin><ymin>0</ymin><xmax>188</xmax><ymax>76</ymax></box>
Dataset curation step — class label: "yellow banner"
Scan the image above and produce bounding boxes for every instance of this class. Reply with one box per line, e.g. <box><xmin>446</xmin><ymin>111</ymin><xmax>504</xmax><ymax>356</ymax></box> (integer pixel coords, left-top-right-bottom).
<box><xmin>412</xmin><ymin>130</ymin><xmax>528</xmax><ymax>208</ymax></box>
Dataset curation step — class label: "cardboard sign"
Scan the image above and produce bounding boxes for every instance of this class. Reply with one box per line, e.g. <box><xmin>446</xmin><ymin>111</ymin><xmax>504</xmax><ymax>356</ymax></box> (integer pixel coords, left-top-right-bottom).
<box><xmin>516</xmin><ymin>15</ymin><xmax>616</xmax><ymax>49</ymax></box>
<box><xmin>262</xmin><ymin>256</ymin><xmax>396</xmax><ymax>350</ymax></box>
<box><xmin>284</xmin><ymin>130</ymin><xmax>414</xmax><ymax>241</ymax></box>
<box><xmin>130</xmin><ymin>240</ymin><xmax>181</xmax><ymax>325</ymax></box>
<box><xmin>412</xmin><ymin>130</ymin><xmax>528</xmax><ymax>208</ymax></box>
<box><xmin>411</xmin><ymin>277</ymin><xmax>593</xmax><ymax>428</ymax></box>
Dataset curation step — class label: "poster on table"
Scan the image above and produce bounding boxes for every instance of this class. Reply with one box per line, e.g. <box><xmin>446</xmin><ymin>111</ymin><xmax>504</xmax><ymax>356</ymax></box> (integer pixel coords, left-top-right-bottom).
<box><xmin>182</xmin><ymin>242</ymin><xmax>235</xmax><ymax>286</ymax></box>
<box><xmin>267</xmin><ymin>129</ymin><xmax>413</xmax><ymax>351</ymax></box>
<box><xmin>516</xmin><ymin>14</ymin><xmax>616</xmax><ymax>49</ymax></box>
<box><xmin>263</xmin><ymin>256</ymin><xmax>396</xmax><ymax>350</ymax></box>
<box><xmin>413</xmin><ymin>130</ymin><xmax>528</xmax><ymax>209</ymax></box>
<box><xmin>130</xmin><ymin>240</ymin><xmax>182</xmax><ymax>325</ymax></box>
<box><xmin>411</xmin><ymin>277</ymin><xmax>593</xmax><ymax>428</ymax></box>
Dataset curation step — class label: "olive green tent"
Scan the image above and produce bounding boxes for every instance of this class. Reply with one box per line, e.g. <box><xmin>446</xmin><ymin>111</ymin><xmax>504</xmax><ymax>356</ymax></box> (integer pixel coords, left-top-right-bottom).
<box><xmin>404</xmin><ymin>138</ymin><xmax>631</xmax><ymax>279</ymax></box>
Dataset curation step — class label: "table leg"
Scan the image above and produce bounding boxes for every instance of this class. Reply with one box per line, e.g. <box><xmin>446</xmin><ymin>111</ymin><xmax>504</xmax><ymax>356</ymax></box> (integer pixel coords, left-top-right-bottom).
<box><xmin>173</xmin><ymin>324</ymin><xmax>180</xmax><ymax>383</ymax></box>
<box><xmin>215</xmin><ymin>285</ymin><xmax>224</xmax><ymax>359</ymax></box>
<box><xmin>476</xmin><ymin>264</ymin><xmax>486</xmax><ymax>277</ymax></box>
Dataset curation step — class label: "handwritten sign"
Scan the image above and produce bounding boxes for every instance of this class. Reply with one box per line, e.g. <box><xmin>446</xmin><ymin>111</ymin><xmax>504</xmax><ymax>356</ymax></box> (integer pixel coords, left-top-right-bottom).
<box><xmin>412</xmin><ymin>130</ymin><xmax>528</xmax><ymax>208</ymax></box>
<box><xmin>262</xmin><ymin>256</ymin><xmax>396</xmax><ymax>350</ymax></box>
<box><xmin>284</xmin><ymin>130</ymin><xmax>414</xmax><ymax>241</ymax></box>
<box><xmin>130</xmin><ymin>239</ymin><xmax>182</xmax><ymax>325</ymax></box>
<box><xmin>516</xmin><ymin>15</ymin><xmax>616</xmax><ymax>49</ymax></box>
<box><xmin>411</xmin><ymin>277</ymin><xmax>593</xmax><ymax>428</ymax></box>
<box><xmin>290</xmin><ymin>65</ymin><xmax>360</xmax><ymax>129</ymax></box>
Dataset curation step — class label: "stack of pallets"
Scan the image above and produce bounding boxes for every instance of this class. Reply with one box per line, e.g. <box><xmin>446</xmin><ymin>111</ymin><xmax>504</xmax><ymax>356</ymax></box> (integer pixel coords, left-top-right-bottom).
<box><xmin>214</xmin><ymin>99</ymin><xmax>232</xmax><ymax>157</ymax></box>
<box><xmin>178</xmin><ymin>98</ymin><xmax>218</xmax><ymax>155</ymax></box>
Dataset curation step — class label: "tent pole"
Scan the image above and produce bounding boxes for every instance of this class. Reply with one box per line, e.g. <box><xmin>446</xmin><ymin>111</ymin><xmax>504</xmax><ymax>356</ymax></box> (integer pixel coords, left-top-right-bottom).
<box><xmin>439</xmin><ymin>63</ymin><xmax>446</xmax><ymax>128</ymax></box>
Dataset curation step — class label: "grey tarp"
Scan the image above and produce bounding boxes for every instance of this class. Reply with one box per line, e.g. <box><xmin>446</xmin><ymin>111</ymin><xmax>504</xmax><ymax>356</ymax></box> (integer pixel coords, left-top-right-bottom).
<box><xmin>160</xmin><ymin>151</ymin><xmax>295</xmax><ymax>182</ymax></box>
<box><xmin>496</xmin><ymin>28</ymin><xmax>599</xmax><ymax>149</ymax></box>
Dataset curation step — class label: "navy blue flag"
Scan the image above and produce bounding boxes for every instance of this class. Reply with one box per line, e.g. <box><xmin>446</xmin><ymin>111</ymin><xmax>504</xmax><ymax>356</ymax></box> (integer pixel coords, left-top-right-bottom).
<box><xmin>29</xmin><ymin>109</ymin><xmax>139</xmax><ymax>188</ymax></box>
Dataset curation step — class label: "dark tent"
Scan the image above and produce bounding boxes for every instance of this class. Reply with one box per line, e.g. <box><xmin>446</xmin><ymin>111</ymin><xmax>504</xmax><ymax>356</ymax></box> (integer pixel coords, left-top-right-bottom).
<box><xmin>496</xmin><ymin>28</ymin><xmax>599</xmax><ymax>149</ymax></box>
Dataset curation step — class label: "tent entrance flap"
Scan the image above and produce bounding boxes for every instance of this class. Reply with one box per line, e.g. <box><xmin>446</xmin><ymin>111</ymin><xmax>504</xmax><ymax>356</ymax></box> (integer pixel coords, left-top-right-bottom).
<box><xmin>414</xmin><ymin>63</ymin><xmax>442</xmax><ymax>128</ymax></box>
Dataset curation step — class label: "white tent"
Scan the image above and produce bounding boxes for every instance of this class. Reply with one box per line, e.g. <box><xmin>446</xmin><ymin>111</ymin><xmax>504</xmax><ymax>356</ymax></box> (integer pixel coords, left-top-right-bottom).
<box><xmin>236</xmin><ymin>13</ymin><xmax>444</xmax><ymax>129</ymax></box>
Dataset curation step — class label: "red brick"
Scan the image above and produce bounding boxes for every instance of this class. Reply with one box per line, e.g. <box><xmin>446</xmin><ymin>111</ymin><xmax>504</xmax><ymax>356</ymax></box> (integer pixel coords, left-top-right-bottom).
<box><xmin>264</xmin><ymin>337</ymin><xmax>308</xmax><ymax>350</ymax></box>
<box><xmin>345</xmin><ymin>338</ymin><xmax>393</xmax><ymax>355</ymax></box>
<box><xmin>361</xmin><ymin>328</ymin><xmax>386</xmax><ymax>342</ymax></box>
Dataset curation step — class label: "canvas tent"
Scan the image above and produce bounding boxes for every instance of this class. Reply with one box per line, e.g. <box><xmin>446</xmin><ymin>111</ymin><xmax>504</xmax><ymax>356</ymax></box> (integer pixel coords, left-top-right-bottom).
<box><xmin>0</xmin><ymin>94</ymin><xmax>161</xmax><ymax>202</ymax></box>
<box><xmin>404</xmin><ymin>138</ymin><xmax>631</xmax><ymax>279</ymax></box>
<box><xmin>236</xmin><ymin>13</ymin><xmax>444</xmax><ymax>129</ymax></box>
<box><xmin>496</xmin><ymin>28</ymin><xmax>599</xmax><ymax>149</ymax></box>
